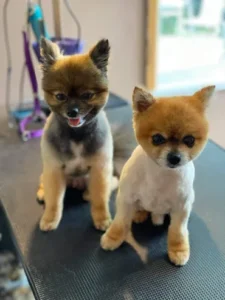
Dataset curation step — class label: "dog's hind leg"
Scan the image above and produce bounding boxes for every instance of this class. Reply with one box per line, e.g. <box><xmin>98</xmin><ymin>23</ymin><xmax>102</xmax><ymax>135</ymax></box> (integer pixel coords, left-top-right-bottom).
<box><xmin>37</xmin><ymin>174</ymin><xmax>45</xmax><ymax>204</ymax></box>
<box><xmin>111</xmin><ymin>176</ymin><xmax>119</xmax><ymax>191</ymax></box>
<box><xmin>133</xmin><ymin>210</ymin><xmax>149</xmax><ymax>224</ymax></box>
<box><xmin>151</xmin><ymin>213</ymin><xmax>164</xmax><ymax>226</ymax></box>
<box><xmin>83</xmin><ymin>175</ymin><xmax>118</xmax><ymax>202</ymax></box>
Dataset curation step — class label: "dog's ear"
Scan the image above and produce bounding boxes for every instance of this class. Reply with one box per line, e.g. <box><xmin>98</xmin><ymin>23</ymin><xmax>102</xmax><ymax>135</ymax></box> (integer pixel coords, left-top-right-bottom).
<box><xmin>192</xmin><ymin>85</ymin><xmax>215</xmax><ymax>110</ymax></box>
<box><xmin>89</xmin><ymin>39</ymin><xmax>110</xmax><ymax>73</ymax></box>
<box><xmin>132</xmin><ymin>87</ymin><xmax>155</xmax><ymax>113</ymax></box>
<box><xmin>40</xmin><ymin>37</ymin><xmax>61</xmax><ymax>72</ymax></box>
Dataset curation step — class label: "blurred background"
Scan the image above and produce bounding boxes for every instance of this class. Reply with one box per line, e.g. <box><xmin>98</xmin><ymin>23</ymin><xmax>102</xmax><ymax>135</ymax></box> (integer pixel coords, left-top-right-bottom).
<box><xmin>0</xmin><ymin>0</ymin><xmax>145</xmax><ymax>106</ymax></box>
<box><xmin>156</xmin><ymin>0</ymin><xmax>225</xmax><ymax>92</ymax></box>
<box><xmin>1</xmin><ymin>0</ymin><xmax>225</xmax><ymax>102</ymax></box>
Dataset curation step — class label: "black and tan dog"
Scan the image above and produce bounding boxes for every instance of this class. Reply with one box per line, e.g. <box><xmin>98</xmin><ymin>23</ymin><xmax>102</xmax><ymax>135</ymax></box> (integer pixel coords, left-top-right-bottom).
<box><xmin>37</xmin><ymin>38</ymin><xmax>124</xmax><ymax>232</ymax></box>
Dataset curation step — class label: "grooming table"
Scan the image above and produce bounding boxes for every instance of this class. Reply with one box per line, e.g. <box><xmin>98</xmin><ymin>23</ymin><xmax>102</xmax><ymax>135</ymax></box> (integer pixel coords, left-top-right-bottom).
<box><xmin>0</xmin><ymin>94</ymin><xmax>225</xmax><ymax>300</ymax></box>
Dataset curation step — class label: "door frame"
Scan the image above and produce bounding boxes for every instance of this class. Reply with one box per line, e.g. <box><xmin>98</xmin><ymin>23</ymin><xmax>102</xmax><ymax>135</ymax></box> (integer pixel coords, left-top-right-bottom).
<box><xmin>145</xmin><ymin>0</ymin><xmax>159</xmax><ymax>91</ymax></box>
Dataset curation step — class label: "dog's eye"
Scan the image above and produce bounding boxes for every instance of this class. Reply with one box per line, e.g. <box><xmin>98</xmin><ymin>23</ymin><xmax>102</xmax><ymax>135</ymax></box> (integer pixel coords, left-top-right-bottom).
<box><xmin>80</xmin><ymin>92</ymin><xmax>94</xmax><ymax>100</ymax></box>
<box><xmin>55</xmin><ymin>93</ymin><xmax>67</xmax><ymax>101</ymax></box>
<box><xmin>152</xmin><ymin>134</ymin><xmax>166</xmax><ymax>146</ymax></box>
<box><xmin>183</xmin><ymin>135</ymin><xmax>195</xmax><ymax>148</ymax></box>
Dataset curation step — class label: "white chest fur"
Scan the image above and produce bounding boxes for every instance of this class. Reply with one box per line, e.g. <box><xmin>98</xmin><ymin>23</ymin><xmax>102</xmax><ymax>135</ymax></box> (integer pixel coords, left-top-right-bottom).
<box><xmin>64</xmin><ymin>142</ymin><xmax>89</xmax><ymax>177</ymax></box>
<box><xmin>120</xmin><ymin>146</ymin><xmax>195</xmax><ymax>214</ymax></box>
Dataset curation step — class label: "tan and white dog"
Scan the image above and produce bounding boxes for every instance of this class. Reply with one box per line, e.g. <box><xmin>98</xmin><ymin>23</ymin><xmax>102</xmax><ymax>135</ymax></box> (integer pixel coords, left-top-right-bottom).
<box><xmin>101</xmin><ymin>85</ymin><xmax>215</xmax><ymax>266</ymax></box>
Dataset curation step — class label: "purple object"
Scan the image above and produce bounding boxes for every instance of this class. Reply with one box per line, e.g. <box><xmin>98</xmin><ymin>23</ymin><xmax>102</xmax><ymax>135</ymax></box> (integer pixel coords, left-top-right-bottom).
<box><xmin>19</xmin><ymin>31</ymin><xmax>46</xmax><ymax>142</ymax></box>
<box><xmin>33</xmin><ymin>37</ymin><xmax>84</xmax><ymax>62</ymax></box>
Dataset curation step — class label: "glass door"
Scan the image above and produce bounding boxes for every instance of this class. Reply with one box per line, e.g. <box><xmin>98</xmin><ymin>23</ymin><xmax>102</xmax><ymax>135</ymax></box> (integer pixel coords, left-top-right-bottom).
<box><xmin>146</xmin><ymin>0</ymin><xmax>225</xmax><ymax>92</ymax></box>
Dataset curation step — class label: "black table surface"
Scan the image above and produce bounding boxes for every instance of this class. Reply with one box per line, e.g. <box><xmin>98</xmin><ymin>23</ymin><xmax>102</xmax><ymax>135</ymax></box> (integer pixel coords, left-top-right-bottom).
<box><xmin>0</xmin><ymin>95</ymin><xmax>225</xmax><ymax>300</ymax></box>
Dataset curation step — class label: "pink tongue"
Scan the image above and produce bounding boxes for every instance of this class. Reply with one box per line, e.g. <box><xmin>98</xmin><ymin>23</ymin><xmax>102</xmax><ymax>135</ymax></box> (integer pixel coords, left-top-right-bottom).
<box><xmin>68</xmin><ymin>118</ymin><xmax>80</xmax><ymax>126</ymax></box>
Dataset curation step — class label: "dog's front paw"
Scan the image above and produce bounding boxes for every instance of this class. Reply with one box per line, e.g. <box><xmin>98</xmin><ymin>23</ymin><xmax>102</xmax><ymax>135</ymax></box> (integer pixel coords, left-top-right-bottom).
<box><xmin>92</xmin><ymin>207</ymin><xmax>112</xmax><ymax>231</ymax></box>
<box><xmin>40</xmin><ymin>215</ymin><xmax>60</xmax><ymax>232</ymax></box>
<box><xmin>168</xmin><ymin>248</ymin><xmax>190</xmax><ymax>266</ymax></box>
<box><xmin>133</xmin><ymin>210</ymin><xmax>148</xmax><ymax>224</ymax></box>
<box><xmin>168</xmin><ymin>231</ymin><xmax>190</xmax><ymax>266</ymax></box>
<box><xmin>101</xmin><ymin>232</ymin><xmax>124</xmax><ymax>251</ymax></box>
<box><xmin>101</xmin><ymin>222</ymin><xmax>126</xmax><ymax>250</ymax></box>
<box><xmin>93</xmin><ymin>216</ymin><xmax>112</xmax><ymax>231</ymax></box>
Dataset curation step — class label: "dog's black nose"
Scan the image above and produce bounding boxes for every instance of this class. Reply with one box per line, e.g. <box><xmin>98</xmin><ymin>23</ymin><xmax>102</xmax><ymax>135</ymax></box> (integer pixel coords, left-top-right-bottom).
<box><xmin>67</xmin><ymin>108</ymin><xmax>79</xmax><ymax>118</ymax></box>
<box><xmin>167</xmin><ymin>152</ymin><xmax>181</xmax><ymax>167</ymax></box>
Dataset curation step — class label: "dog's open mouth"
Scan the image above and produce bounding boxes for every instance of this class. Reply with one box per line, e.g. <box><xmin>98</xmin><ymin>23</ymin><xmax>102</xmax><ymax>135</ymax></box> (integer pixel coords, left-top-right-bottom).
<box><xmin>67</xmin><ymin>116</ymin><xmax>86</xmax><ymax>128</ymax></box>
<box><xmin>68</xmin><ymin>118</ymin><xmax>80</xmax><ymax>127</ymax></box>
<box><xmin>67</xmin><ymin>109</ymin><xmax>94</xmax><ymax>128</ymax></box>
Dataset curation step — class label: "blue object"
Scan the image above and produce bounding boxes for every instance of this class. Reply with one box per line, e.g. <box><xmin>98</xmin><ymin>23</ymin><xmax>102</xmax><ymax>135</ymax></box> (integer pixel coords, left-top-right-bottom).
<box><xmin>12</xmin><ymin>109</ymin><xmax>33</xmax><ymax>120</ymax></box>
<box><xmin>28</xmin><ymin>3</ymin><xmax>50</xmax><ymax>41</ymax></box>
<box><xmin>33</xmin><ymin>38</ymin><xmax>84</xmax><ymax>62</ymax></box>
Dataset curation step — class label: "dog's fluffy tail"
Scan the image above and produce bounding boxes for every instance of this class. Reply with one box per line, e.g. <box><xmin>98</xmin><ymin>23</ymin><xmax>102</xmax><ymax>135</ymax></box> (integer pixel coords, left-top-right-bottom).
<box><xmin>111</xmin><ymin>123</ymin><xmax>136</xmax><ymax>177</ymax></box>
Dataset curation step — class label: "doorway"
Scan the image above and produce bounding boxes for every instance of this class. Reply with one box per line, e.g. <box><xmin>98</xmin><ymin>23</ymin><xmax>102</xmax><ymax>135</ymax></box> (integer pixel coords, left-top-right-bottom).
<box><xmin>146</xmin><ymin>0</ymin><xmax>225</xmax><ymax>94</ymax></box>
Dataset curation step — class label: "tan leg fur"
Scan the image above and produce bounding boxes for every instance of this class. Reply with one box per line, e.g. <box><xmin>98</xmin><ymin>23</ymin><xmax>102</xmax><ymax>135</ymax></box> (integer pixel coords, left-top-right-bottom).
<box><xmin>39</xmin><ymin>166</ymin><xmax>66</xmax><ymax>231</ymax></box>
<box><xmin>87</xmin><ymin>154</ymin><xmax>113</xmax><ymax>231</ymax></box>
<box><xmin>101</xmin><ymin>190</ymin><xmax>135</xmax><ymax>250</ymax></box>
<box><xmin>167</xmin><ymin>208</ymin><xmax>191</xmax><ymax>266</ymax></box>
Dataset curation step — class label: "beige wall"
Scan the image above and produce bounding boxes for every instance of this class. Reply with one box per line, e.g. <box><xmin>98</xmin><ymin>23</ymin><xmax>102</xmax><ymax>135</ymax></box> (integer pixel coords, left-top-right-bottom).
<box><xmin>0</xmin><ymin>0</ymin><xmax>145</xmax><ymax>110</ymax></box>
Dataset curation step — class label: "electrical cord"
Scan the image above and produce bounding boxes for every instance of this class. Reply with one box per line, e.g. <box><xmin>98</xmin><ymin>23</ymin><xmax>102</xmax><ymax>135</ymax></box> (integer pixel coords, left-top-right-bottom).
<box><xmin>38</xmin><ymin>0</ymin><xmax>47</xmax><ymax>38</ymax></box>
<box><xmin>63</xmin><ymin>0</ymin><xmax>81</xmax><ymax>42</ymax></box>
<box><xmin>3</xmin><ymin>0</ymin><xmax>13</xmax><ymax>126</ymax></box>
<box><xmin>18</xmin><ymin>0</ymin><xmax>31</xmax><ymax>110</ymax></box>
<box><xmin>18</xmin><ymin>62</ymin><xmax>26</xmax><ymax>109</ymax></box>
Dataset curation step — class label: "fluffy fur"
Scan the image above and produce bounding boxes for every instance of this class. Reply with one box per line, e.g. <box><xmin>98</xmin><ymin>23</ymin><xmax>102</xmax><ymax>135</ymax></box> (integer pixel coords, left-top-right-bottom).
<box><xmin>101</xmin><ymin>85</ymin><xmax>215</xmax><ymax>266</ymax></box>
<box><xmin>37</xmin><ymin>38</ymin><xmax>117</xmax><ymax>232</ymax></box>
